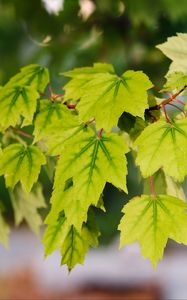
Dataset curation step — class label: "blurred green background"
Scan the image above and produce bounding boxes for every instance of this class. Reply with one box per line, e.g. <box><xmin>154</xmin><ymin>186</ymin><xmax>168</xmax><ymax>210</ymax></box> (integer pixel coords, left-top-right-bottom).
<box><xmin>1</xmin><ymin>0</ymin><xmax>187</xmax><ymax>243</ymax></box>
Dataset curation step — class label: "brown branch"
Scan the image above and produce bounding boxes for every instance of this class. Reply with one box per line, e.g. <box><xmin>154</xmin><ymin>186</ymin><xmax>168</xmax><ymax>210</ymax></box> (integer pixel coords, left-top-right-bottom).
<box><xmin>146</xmin><ymin>85</ymin><xmax>187</xmax><ymax>123</ymax></box>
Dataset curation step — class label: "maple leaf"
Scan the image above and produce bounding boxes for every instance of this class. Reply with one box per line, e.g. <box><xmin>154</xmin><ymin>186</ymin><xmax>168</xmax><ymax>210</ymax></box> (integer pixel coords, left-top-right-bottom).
<box><xmin>0</xmin><ymin>143</ymin><xmax>46</xmax><ymax>192</ymax></box>
<box><xmin>46</xmin><ymin>128</ymin><xmax>128</xmax><ymax>230</ymax></box>
<box><xmin>135</xmin><ymin>118</ymin><xmax>187</xmax><ymax>181</ymax></box>
<box><xmin>6</xmin><ymin>64</ymin><xmax>49</xmax><ymax>92</ymax></box>
<box><xmin>9</xmin><ymin>184</ymin><xmax>46</xmax><ymax>235</ymax></box>
<box><xmin>43</xmin><ymin>210</ymin><xmax>100</xmax><ymax>271</ymax></box>
<box><xmin>63</xmin><ymin>63</ymin><xmax>152</xmax><ymax>131</ymax></box>
<box><xmin>157</xmin><ymin>33</ymin><xmax>187</xmax><ymax>74</ymax></box>
<box><xmin>119</xmin><ymin>194</ymin><xmax>187</xmax><ymax>268</ymax></box>
<box><xmin>0</xmin><ymin>85</ymin><xmax>39</xmax><ymax>129</ymax></box>
<box><xmin>164</xmin><ymin>72</ymin><xmax>187</xmax><ymax>91</ymax></box>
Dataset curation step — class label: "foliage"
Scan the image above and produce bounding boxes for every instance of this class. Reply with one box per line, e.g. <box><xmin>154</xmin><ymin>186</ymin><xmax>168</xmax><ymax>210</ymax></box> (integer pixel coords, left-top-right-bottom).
<box><xmin>1</xmin><ymin>32</ymin><xmax>187</xmax><ymax>271</ymax></box>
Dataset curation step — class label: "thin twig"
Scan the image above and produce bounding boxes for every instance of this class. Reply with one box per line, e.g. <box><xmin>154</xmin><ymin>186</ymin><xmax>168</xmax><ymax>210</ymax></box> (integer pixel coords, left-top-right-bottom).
<box><xmin>163</xmin><ymin>105</ymin><xmax>171</xmax><ymax>123</ymax></box>
<box><xmin>173</xmin><ymin>98</ymin><xmax>185</xmax><ymax>106</ymax></box>
<box><xmin>167</xmin><ymin>103</ymin><xmax>186</xmax><ymax>116</ymax></box>
<box><xmin>148</xmin><ymin>85</ymin><xmax>187</xmax><ymax>112</ymax></box>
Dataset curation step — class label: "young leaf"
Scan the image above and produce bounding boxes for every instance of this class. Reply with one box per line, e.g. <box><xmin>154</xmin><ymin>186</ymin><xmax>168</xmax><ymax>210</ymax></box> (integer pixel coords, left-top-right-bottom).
<box><xmin>43</xmin><ymin>210</ymin><xmax>100</xmax><ymax>271</ymax></box>
<box><xmin>6</xmin><ymin>64</ymin><xmax>49</xmax><ymax>92</ymax></box>
<box><xmin>0</xmin><ymin>85</ymin><xmax>39</xmax><ymax>129</ymax></box>
<box><xmin>119</xmin><ymin>194</ymin><xmax>187</xmax><ymax>268</ymax></box>
<box><xmin>9</xmin><ymin>184</ymin><xmax>46</xmax><ymax>235</ymax></box>
<box><xmin>0</xmin><ymin>211</ymin><xmax>10</xmax><ymax>247</ymax></box>
<box><xmin>47</xmin><ymin>128</ymin><xmax>128</xmax><ymax>230</ymax></box>
<box><xmin>157</xmin><ymin>33</ymin><xmax>187</xmax><ymax>73</ymax></box>
<box><xmin>63</xmin><ymin>64</ymin><xmax>152</xmax><ymax>131</ymax></box>
<box><xmin>135</xmin><ymin>118</ymin><xmax>187</xmax><ymax>181</ymax></box>
<box><xmin>0</xmin><ymin>143</ymin><xmax>46</xmax><ymax>192</ymax></box>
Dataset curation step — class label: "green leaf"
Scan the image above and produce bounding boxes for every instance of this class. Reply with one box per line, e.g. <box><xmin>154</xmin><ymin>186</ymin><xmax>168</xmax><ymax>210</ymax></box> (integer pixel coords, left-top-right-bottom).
<box><xmin>0</xmin><ymin>85</ymin><xmax>39</xmax><ymax>129</ymax></box>
<box><xmin>33</xmin><ymin>99</ymin><xmax>75</xmax><ymax>143</ymax></box>
<box><xmin>0</xmin><ymin>143</ymin><xmax>46</xmax><ymax>192</ymax></box>
<box><xmin>9</xmin><ymin>184</ymin><xmax>46</xmax><ymax>235</ymax></box>
<box><xmin>43</xmin><ymin>210</ymin><xmax>100</xmax><ymax>271</ymax></box>
<box><xmin>0</xmin><ymin>210</ymin><xmax>10</xmax><ymax>247</ymax></box>
<box><xmin>157</xmin><ymin>33</ymin><xmax>187</xmax><ymax>74</ymax></box>
<box><xmin>6</xmin><ymin>64</ymin><xmax>49</xmax><ymax>92</ymax></box>
<box><xmin>119</xmin><ymin>194</ymin><xmax>187</xmax><ymax>268</ymax></box>
<box><xmin>63</xmin><ymin>64</ymin><xmax>152</xmax><ymax>131</ymax></box>
<box><xmin>46</xmin><ymin>128</ymin><xmax>128</xmax><ymax>230</ymax></box>
<box><xmin>135</xmin><ymin>118</ymin><xmax>187</xmax><ymax>181</ymax></box>
<box><xmin>164</xmin><ymin>72</ymin><xmax>187</xmax><ymax>91</ymax></box>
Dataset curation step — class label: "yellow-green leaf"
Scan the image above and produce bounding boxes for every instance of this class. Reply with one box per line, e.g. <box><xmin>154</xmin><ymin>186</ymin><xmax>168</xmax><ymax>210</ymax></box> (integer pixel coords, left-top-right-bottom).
<box><xmin>9</xmin><ymin>184</ymin><xmax>46</xmax><ymax>235</ymax></box>
<box><xmin>135</xmin><ymin>118</ymin><xmax>187</xmax><ymax>181</ymax></box>
<box><xmin>6</xmin><ymin>64</ymin><xmax>49</xmax><ymax>92</ymax></box>
<box><xmin>164</xmin><ymin>72</ymin><xmax>187</xmax><ymax>91</ymax></box>
<box><xmin>157</xmin><ymin>33</ymin><xmax>187</xmax><ymax>74</ymax></box>
<box><xmin>119</xmin><ymin>194</ymin><xmax>187</xmax><ymax>268</ymax></box>
<box><xmin>0</xmin><ymin>85</ymin><xmax>39</xmax><ymax>129</ymax></box>
<box><xmin>63</xmin><ymin>64</ymin><xmax>152</xmax><ymax>131</ymax></box>
<box><xmin>0</xmin><ymin>144</ymin><xmax>46</xmax><ymax>192</ymax></box>
<box><xmin>46</xmin><ymin>128</ymin><xmax>128</xmax><ymax>230</ymax></box>
<box><xmin>43</xmin><ymin>210</ymin><xmax>100</xmax><ymax>271</ymax></box>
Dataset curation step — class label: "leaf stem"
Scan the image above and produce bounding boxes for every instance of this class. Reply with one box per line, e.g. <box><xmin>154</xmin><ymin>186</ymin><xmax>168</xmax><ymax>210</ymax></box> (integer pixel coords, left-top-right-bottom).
<box><xmin>12</xmin><ymin>128</ymin><xmax>33</xmax><ymax>140</ymax></box>
<box><xmin>149</xmin><ymin>176</ymin><xmax>156</xmax><ymax>199</ymax></box>
<box><xmin>98</xmin><ymin>128</ymin><xmax>104</xmax><ymax>139</ymax></box>
<box><xmin>160</xmin><ymin>85</ymin><xmax>187</xmax><ymax>107</ymax></box>
<box><xmin>162</xmin><ymin>105</ymin><xmax>171</xmax><ymax>123</ymax></box>
<box><xmin>148</xmin><ymin>85</ymin><xmax>187</xmax><ymax>112</ymax></box>
<box><xmin>167</xmin><ymin>102</ymin><xmax>186</xmax><ymax>116</ymax></box>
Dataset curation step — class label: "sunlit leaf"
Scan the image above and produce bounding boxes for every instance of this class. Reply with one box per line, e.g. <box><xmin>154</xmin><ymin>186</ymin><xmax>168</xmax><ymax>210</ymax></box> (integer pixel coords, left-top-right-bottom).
<box><xmin>119</xmin><ymin>194</ymin><xmax>187</xmax><ymax>268</ymax></box>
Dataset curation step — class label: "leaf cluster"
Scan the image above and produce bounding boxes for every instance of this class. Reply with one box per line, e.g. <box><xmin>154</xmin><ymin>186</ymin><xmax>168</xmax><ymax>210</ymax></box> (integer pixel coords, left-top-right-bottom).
<box><xmin>1</xmin><ymin>33</ymin><xmax>187</xmax><ymax>270</ymax></box>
